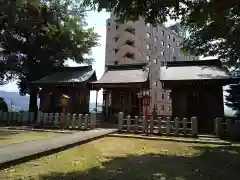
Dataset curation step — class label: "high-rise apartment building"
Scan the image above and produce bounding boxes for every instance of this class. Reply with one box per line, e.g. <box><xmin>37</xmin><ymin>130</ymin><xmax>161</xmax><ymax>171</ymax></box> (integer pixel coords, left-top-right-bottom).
<box><xmin>105</xmin><ymin>15</ymin><xmax>196</xmax><ymax>115</ymax></box>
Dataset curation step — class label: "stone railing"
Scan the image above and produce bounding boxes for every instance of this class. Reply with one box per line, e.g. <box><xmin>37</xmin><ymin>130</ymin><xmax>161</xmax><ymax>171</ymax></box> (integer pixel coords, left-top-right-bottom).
<box><xmin>215</xmin><ymin>117</ymin><xmax>240</xmax><ymax>140</ymax></box>
<box><xmin>0</xmin><ymin>111</ymin><xmax>35</xmax><ymax>125</ymax></box>
<box><xmin>118</xmin><ymin>112</ymin><xmax>198</xmax><ymax>137</ymax></box>
<box><xmin>36</xmin><ymin>111</ymin><xmax>97</xmax><ymax>130</ymax></box>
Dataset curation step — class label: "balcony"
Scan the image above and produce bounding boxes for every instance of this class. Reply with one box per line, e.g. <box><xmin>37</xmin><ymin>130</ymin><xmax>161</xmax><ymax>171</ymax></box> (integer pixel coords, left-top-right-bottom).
<box><xmin>116</xmin><ymin>21</ymin><xmax>135</xmax><ymax>36</ymax></box>
<box><xmin>109</xmin><ymin>57</ymin><xmax>147</xmax><ymax>66</ymax></box>
<box><xmin>115</xmin><ymin>31</ymin><xmax>140</xmax><ymax>48</ymax></box>
<box><xmin>115</xmin><ymin>44</ymin><xmax>143</xmax><ymax>61</ymax></box>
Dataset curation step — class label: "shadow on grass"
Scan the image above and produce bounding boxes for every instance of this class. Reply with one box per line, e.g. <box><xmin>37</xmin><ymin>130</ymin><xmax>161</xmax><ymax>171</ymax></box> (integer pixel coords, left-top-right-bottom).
<box><xmin>38</xmin><ymin>145</ymin><xmax>240</xmax><ymax>180</ymax></box>
<box><xmin>0</xmin><ymin>130</ymin><xmax>20</xmax><ymax>140</ymax></box>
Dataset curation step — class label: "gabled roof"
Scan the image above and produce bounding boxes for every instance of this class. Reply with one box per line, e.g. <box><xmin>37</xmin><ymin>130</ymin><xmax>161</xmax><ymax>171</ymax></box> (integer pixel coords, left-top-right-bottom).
<box><xmin>160</xmin><ymin>60</ymin><xmax>231</xmax><ymax>81</ymax></box>
<box><xmin>31</xmin><ymin>66</ymin><xmax>97</xmax><ymax>84</ymax></box>
<box><xmin>91</xmin><ymin>64</ymin><xmax>149</xmax><ymax>88</ymax></box>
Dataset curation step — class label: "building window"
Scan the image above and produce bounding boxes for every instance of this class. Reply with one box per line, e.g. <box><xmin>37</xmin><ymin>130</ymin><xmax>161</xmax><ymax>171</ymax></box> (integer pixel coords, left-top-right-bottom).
<box><xmin>161</xmin><ymin>93</ymin><xmax>164</xmax><ymax>99</ymax></box>
<box><xmin>146</xmin><ymin>32</ymin><xmax>151</xmax><ymax>39</ymax></box>
<box><xmin>160</xmin><ymin>61</ymin><xmax>165</xmax><ymax>66</ymax></box>
<box><xmin>161</xmin><ymin>51</ymin><xmax>164</xmax><ymax>56</ymax></box>
<box><xmin>168</xmin><ymin>92</ymin><xmax>171</xmax><ymax>100</ymax></box>
<box><xmin>114</xmin><ymin>36</ymin><xmax>119</xmax><ymax>42</ymax></box>
<box><xmin>107</xmin><ymin>19</ymin><xmax>111</xmax><ymax>26</ymax></box>
<box><xmin>173</xmin><ymin>37</ymin><xmax>175</xmax><ymax>42</ymax></box>
<box><xmin>126</xmin><ymin>27</ymin><xmax>136</xmax><ymax>34</ymax></box>
<box><xmin>146</xmin><ymin>23</ymin><xmax>151</xmax><ymax>27</ymax></box>
<box><xmin>146</xmin><ymin>44</ymin><xmax>151</xmax><ymax>50</ymax></box>
<box><xmin>173</xmin><ymin>56</ymin><xmax>176</xmax><ymax>61</ymax></box>
<box><xmin>125</xmin><ymin>52</ymin><xmax>135</xmax><ymax>60</ymax></box>
<box><xmin>161</xmin><ymin>105</ymin><xmax>164</xmax><ymax>111</ymax></box>
<box><xmin>172</xmin><ymin>47</ymin><xmax>175</xmax><ymax>52</ymax></box>
<box><xmin>168</xmin><ymin>34</ymin><xmax>170</xmax><ymax>39</ymax></box>
<box><xmin>161</xmin><ymin>30</ymin><xmax>164</xmax><ymax>36</ymax></box>
<box><xmin>154</xmin><ymin>37</ymin><xmax>157</xmax><ymax>42</ymax></box>
<box><xmin>168</xmin><ymin>106</ymin><xmax>172</xmax><ymax>111</ymax></box>
<box><xmin>125</xmin><ymin>40</ymin><xmax>135</xmax><ymax>47</ymax></box>
<box><xmin>114</xmin><ymin>48</ymin><xmax>119</xmax><ymax>53</ymax></box>
<box><xmin>146</xmin><ymin>55</ymin><xmax>150</xmax><ymax>61</ymax></box>
<box><xmin>116</xmin><ymin>25</ymin><xmax>119</xmax><ymax>30</ymax></box>
<box><xmin>161</xmin><ymin>40</ymin><xmax>164</xmax><ymax>46</ymax></box>
<box><xmin>153</xmin><ymin>58</ymin><xmax>157</xmax><ymax>64</ymax></box>
<box><xmin>154</xmin><ymin>81</ymin><xmax>158</xmax><ymax>87</ymax></box>
<box><xmin>167</xmin><ymin>44</ymin><xmax>171</xmax><ymax>49</ymax></box>
<box><xmin>176</xmin><ymin>41</ymin><xmax>180</xmax><ymax>46</ymax></box>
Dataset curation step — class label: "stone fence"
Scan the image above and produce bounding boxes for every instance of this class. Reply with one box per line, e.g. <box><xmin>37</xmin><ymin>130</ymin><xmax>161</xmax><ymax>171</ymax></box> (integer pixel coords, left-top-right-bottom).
<box><xmin>0</xmin><ymin>111</ymin><xmax>97</xmax><ymax>130</ymax></box>
<box><xmin>0</xmin><ymin>111</ymin><xmax>35</xmax><ymax>125</ymax></box>
<box><xmin>36</xmin><ymin>111</ymin><xmax>97</xmax><ymax>130</ymax></box>
<box><xmin>215</xmin><ymin>117</ymin><xmax>240</xmax><ymax>140</ymax></box>
<box><xmin>118</xmin><ymin>112</ymin><xmax>198</xmax><ymax>137</ymax></box>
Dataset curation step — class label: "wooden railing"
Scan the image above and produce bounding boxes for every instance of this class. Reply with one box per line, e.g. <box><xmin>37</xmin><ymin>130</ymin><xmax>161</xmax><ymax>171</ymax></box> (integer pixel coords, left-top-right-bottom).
<box><xmin>118</xmin><ymin>112</ymin><xmax>198</xmax><ymax>137</ymax></box>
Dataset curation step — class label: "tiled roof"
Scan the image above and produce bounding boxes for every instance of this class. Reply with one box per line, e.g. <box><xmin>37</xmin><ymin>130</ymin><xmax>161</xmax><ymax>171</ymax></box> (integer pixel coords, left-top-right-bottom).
<box><xmin>160</xmin><ymin>65</ymin><xmax>231</xmax><ymax>81</ymax></box>
<box><xmin>91</xmin><ymin>68</ymin><xmax>149</xmax><ymax>84</ymax></box>
<box><xmin>31</xmin><ymin>66</ymin><xmax>96</xmax><ymax>84</ymax></box>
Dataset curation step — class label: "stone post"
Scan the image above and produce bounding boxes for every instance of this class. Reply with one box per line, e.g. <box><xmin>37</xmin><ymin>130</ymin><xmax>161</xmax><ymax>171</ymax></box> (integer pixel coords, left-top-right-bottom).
<box><xmin>0</xmin><ymin>111</ymin><xmax>3</xmax><ymax>122</ymax></box>
<box><xmin>90</xmin><ymin>113</ymin><xmax>96</xmax><ymax>129</ymax></box>
<box><xmin>29</xmin><ymin>112</ymin><xmax>34</xmax><ymax>124</ymax></box>
<box><xmin>127</xmin><ymin>115</ymin><xmax>131</xmax><ymax>132</ymax></box>
<box><xmin>17</xmin><ymin>112</ymin><xmax>22</xmax><ymax>125</ymax></box>
<box><xmin>65</xmin><ymin>113</ymin><xmax>71</xmax><ymax>129</ymax></box>
<box><xmin>77</xmin><ymin>114</ymin><xmax>83</xmax><ymax>130</ymax></box>
<box><xmin>118</xmin><ymin>112</ymin><xmax>124</xmax><ymax>132</ymax></box>
<box><xmin>142</xmin><ymin>116</ymin><xmax>146</xmax><ymax>133</ymax></box>
<box><xmin>215</xmin><ymin>117</ymin><xmax>223</xmax><ymax>137</ymax></box>
<box><xmin>43</xmin><ymin>113</ymin><xmax>49</xmax><ymax>126</ymax></box>
<box><xmin>12</xmin><ymin>112</ymin><xmax>17</xmax><ymax>124</ymax></box>
<box><xmin>158</xmin><ymin>117</ymin><xmax>162</xmax><ymax>134</ymax></box>
<box><xmin>191</xmin><ymin>117</ymin><xmax>198</xmax><ymax>137</ymax></box>
<box><xmin>166</xmin><ymin>117</ymin><xmax>171</xmax><ymax>135</ymax></box>
<box><xmin>49</xmin><ymin>113</ymin><xmax>54</xmax><ymax>126</ymax></box>
<box><xmin>183</xmin><ymin>118</ymin><xmax>187</xmax><ymax>135</ymax></box>
<box><xmin>22</xmin><ymin>112</ymin><xmax>29</xmax><ymax>125</ymax></box>
<box><xmin>37</xmin><ymin>111</ymin><xmax>43</xmax><ymax>125</ymax></box>
<box><xmin>71</xmin><ymin>114</ymin><xmax>77</xmax><ymax>129</ymax></box>
<box><xmin>174</xmin><ymin>117</ymin><xmax>179</xmax><ymax>136</ymax></box>
<box><xmin>54</xmin><ymin>113</ymin><xmax>59</xmax><ymax>127</ymax></box>
<box><xmin>134</xmin><ymin>116</ymin><xmax>138</xmax><ymax>132</ymax></box>
<box><xmin>84</xmin><ymin>114</ymin><xmax>88</xmax><ymax>130</ymax></box>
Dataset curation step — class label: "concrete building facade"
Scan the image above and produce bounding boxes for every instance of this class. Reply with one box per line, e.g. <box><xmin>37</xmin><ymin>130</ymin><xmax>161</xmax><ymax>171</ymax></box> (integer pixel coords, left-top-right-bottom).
<box><xmin>105</xmin><ymin>15</ymin><xmax>195</xmax><ymax>116</ymax></box>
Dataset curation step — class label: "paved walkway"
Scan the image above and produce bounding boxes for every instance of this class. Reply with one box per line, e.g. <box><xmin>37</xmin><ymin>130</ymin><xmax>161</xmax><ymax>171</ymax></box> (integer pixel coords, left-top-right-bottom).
<box><xmin>0</xmin><ymin>128</ymin><xmax>117</xmax><ymax>166</ymax></box>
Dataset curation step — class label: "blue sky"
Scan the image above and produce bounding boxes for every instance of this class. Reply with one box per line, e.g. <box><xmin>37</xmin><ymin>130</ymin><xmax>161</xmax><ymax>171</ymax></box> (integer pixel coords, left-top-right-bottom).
<box><xmin>0</xmin><ymin>11</ymin><xmax>110</xmax><ymax>103</ymax></box>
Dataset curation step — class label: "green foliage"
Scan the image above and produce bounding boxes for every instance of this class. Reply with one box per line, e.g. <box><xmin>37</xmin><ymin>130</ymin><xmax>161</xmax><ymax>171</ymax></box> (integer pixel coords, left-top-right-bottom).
<box><xmin>83</xmin><ymin>0</ymin><xmax>240</xmax><ymax>69</ymax></box>
<box><xmin>226</xmin><ymin>84</ymin><xmax>240</xmax><ymax>117</ymax></box>
<box><xmin>0</xmin><ymin>0</ymin><xmax>100</xmax><ymax>112</ymax></box>
<box><xmin>0</xmin><ymin>97</ymin><xmax>8</xmax><ymax>112</ymax></box>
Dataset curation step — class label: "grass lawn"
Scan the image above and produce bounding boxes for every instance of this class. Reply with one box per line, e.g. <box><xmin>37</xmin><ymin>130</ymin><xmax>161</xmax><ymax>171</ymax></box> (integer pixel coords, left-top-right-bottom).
<box><xmin>0</xmin><ymin>130</ymin><xmax>61</xmax><ymax>146</ymax></box>
<box><xmin>1</xmin><ymin>137</ymin><xmax>240</xmax><ymax>180</ymax></box>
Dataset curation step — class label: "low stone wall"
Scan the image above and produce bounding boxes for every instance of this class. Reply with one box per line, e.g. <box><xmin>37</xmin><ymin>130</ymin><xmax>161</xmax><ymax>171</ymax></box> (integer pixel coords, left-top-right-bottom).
<box><xmin>36</xmin><ymin>111</ymin><xmax>97</xmax><ymax>130</ymax></box>
<box><xmin>215</xmin><ymin>117</ymin><xmax>240</xmax><ymax>140</ymax></box>
<box><xmin>118</xmin><ymin>112</ymin><xmax>198</xmax><ymax>137</ymax></box>
<box><xmin>0</xmin><ymin>111</ymin><xmax>35</xmax><ymax>125</ymax></box>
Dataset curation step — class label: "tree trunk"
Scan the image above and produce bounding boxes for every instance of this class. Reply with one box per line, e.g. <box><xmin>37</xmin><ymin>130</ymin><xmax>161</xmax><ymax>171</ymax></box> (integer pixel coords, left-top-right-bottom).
<box><xmin>29</xmin><ymin>86</ymin><xmax>38</xmax><ymax>114</ymax></box>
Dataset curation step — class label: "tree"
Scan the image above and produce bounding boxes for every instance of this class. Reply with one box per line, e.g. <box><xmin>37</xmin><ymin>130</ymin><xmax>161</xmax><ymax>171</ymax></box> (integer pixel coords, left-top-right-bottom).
<box><xmin>0</xmin><ymin>0</ymin><xmax>99</xmax><ymax>112</ymax></box>
<box><xmin>226</xmin><ymin>84</ymin><xmax>240</xmax><ymax>117</ymax></box>
<box><xmin>83</xmin><ymin>0</ymin><xmax>240</xmax><ymax>69</ymax></box>
<box><xmin>0</xmin><ymin>97</ymin><xmax>8</xmax><ymax>112</ymax></box>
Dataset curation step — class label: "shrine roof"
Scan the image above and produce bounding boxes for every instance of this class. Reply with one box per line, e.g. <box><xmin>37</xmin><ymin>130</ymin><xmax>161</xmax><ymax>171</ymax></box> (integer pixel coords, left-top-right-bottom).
<box><xmin>91</xmin><ymin>66</ymin><xmax>149</xmax><ymax>85</ymax></box>
<box><xmin>31</xmin><ymin>66</ymin><xmax>96</xmax><ymax>84</ymax></box>
<box><xmin>160</xmin><ymin>60</ymin><xmax>232</xmax><ymax>81</ymax></box>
